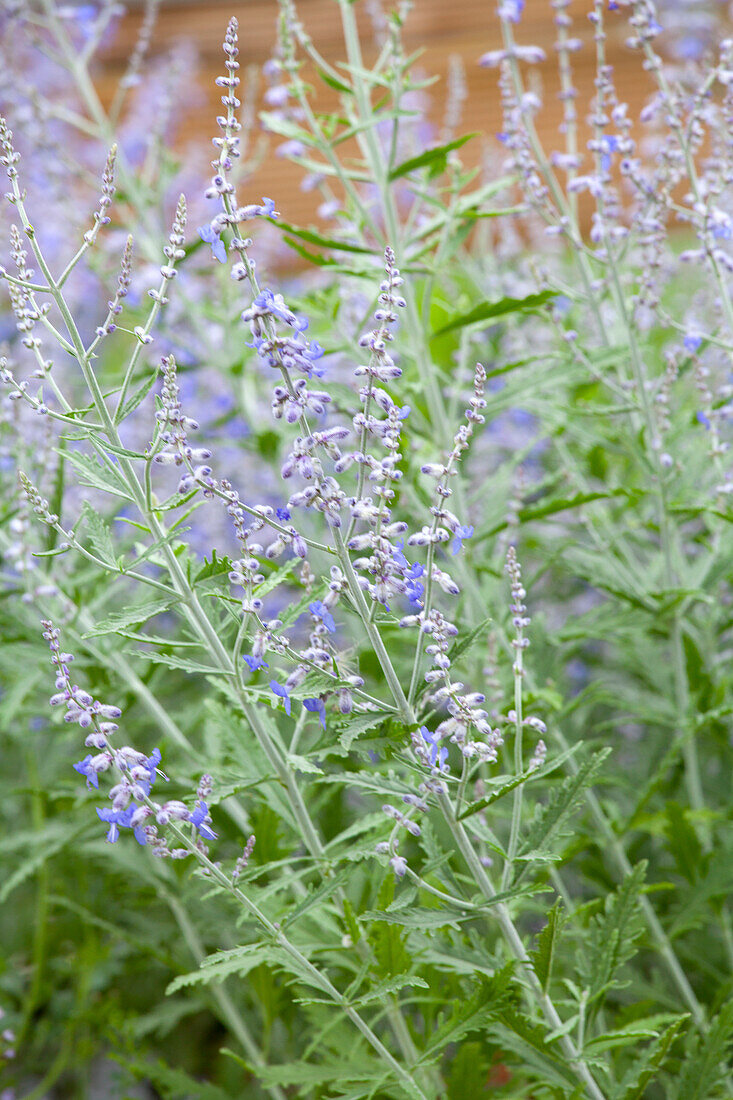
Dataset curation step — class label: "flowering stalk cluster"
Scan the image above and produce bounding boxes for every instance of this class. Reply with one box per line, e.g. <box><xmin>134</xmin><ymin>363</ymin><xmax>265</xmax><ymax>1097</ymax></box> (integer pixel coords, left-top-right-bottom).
<box><xmin>343</xmin><ymin>247</ymin><xmax>414</xmax><ymax>608</ymax></box>
<box><xmin>43</xmin><ymin>621</ymin><xmax>217</xmax><ymax>857</ymax></box>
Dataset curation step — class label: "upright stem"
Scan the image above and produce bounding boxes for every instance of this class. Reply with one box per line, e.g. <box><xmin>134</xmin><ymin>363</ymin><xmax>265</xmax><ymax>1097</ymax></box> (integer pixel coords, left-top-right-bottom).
<box><xmin>331</xmin><ymin>537</ymin><xmax>607</xmax><ymax>1100</ymax></box>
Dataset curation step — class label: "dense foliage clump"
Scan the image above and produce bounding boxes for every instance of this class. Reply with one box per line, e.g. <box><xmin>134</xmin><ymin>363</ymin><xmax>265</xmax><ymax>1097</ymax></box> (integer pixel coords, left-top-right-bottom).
<box><xmin>1</xmin><ymin>1</ymin><xmax>732</xmax><ymax>1097</ymax></box>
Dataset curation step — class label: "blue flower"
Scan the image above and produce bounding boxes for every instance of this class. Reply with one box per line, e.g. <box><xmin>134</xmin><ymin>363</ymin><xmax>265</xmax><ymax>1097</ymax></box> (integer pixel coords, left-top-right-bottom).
<box><xmin>309</xmin><ymin>600</ymin><xmax>335</xmax><ymax>633</ymax></box>
<box><xmin>303</xmin><ymin>697</ymin><xmax>326</xmax><ymax>729</ymax></box>
<box><xmin>189</xmin><ymin>800</ymin><xmax>217</xmax><ymax>840</ymax></box>
<box><xmin>270</xmin><ymin>680</ymin><xmax>292</xmax><ymax>716</ymax></box>
<box><xmin>697</xmin><ymin>411</ymin><xmax>711</xmax><ymax>430</ymax></box>
<box><xmin>276</xmin><ymin>507</ymin><xmax>291</xmax><ymax>521</ymax></box>
<box><xmin>598</xmin><ymin>134</ymin><xmax>621</xmax><ymax>173</ymax></box>
<box><xmin>198</xmin><ymin>223</ymin><xmax>227</xmax><ymax>264</ymax></box>
<box><xmin>133</xmin><ymin>748</ymin><xmax>161</xmax><ymax>798</ymax></box>
<box><xmin>252</xmin><ymin>288</ymin><xmax>309</xmax><ymax>331</ymax></box>
<box><xmin>243</xmin><ymin>654</ymin><xmax>269</xmax><ymax>672</ymax></box>
<box><xmin>684</xmin><ymin>333</ymin><xmax>703</xmax><ymax>353</ymax></box>
<box><xmin>96</xmin><ymin>804</ymin><xmax>147</xmax><ymax>845</ymax></box>
<box><xmin>499</xmin><ymin>0</ymin><xmax>524</xmax><ymax>22</ymax></box>
<box><xmin>73</xmin><ymin>754</ymin><xmax>100</xmax><ymax>789</ymax></box>
<box><xmin>451</xmin><ymin>524</ymin><xmax>474</xmax><ymax>556</ymax></box>
<box><xmin>420</xmin><ymin>727</ymin><xmax>449</xmax><ymax>772</ymax></box>
<box><xmin>257</xmin><ymin>196</ymin><xmax>279</xmax><ymax>219</ymax></box>
<box><xmin>393</xmin><ymin>541</ymin><xmax>424</xmax><ymax>607</ymax></box>
<box><xmin>405</xmin><ymin>575</ymin><xmax>425</xmax><ymax>609</ymax></box>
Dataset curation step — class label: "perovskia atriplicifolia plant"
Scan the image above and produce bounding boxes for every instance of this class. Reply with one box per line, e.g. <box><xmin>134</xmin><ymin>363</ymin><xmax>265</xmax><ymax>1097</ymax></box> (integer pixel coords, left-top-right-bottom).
<box><xmin>0</xmin><ymin>0</ymin><xmax>732</xmax><ymax>1097</ymax></box>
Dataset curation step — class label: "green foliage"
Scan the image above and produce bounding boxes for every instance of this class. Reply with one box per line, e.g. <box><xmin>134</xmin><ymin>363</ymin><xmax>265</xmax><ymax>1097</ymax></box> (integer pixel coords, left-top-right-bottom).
<box><xmin>531</xmin><ymin>898</ymin><xmax>565</xmax><ymax>993</ymax></box>
<box><xmin>2</xmin><ymin>3</ymin><xmax>732</xmax><ymax>1098</ymax></box>
<box><xmin>584</xmin><ymin>863</ymin><xmax>648</xmax><ymax>1012</ymax></box>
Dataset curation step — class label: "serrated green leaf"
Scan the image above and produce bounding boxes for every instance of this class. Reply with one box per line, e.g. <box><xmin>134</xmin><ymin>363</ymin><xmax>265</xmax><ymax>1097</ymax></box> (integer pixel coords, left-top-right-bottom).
<box><xmin>285</xmin><ymin>753</ymin><xmax>324</xmax><ymax>775</ymax></box>
<box><xmin>446</xmin><ymin>1041</ymin><xmax>490</xmax><ymax>1100</ymax></box>
<box><xmin>531</xmin><ymin>899</ymin><xmax>565</xmax><ymax>993</ymax></box>
<box><xmin>281</xmin><ymin>868</ymin><xmax>352</xmax><ymax>932</ymax></box>
<box><xmin>368</xmin><ymin>875</ymin><xmax>411</xmax><ymax>978</ymax></box>
<box><xmin>194</xmin><ymin>548</ymin><xmax>235</xmax><ymax>583</ymax></box>
<box><xmin>351</xmin><ymin>974</ymin><xmax>428</xmax><ymax>1008</ymax></box>
<box><xmin>251</xmin><ymin>1058</ymin><xmax>378</xmax><ymax>1090</ymax></box>
<box><xmin>1</xmin><ymin>823</ymin><xmax>85</xmax><ymax>903</ymax></box>
<box><xmin>419</xmin><ymin>964</ymin><xmax>513</xmax><ymax>1061</ymax></box>
<box><xmin>446</xmin><ymin>614</ymin><xmax>492</xmax><ymax>666</ymax></box>
<box><xmin>336</xmin><ymin>711</ymin><xmax>392</xmax><ymax>751</ymax></box>
<box><xmin>63</xmin><ymin>449</ymin><xmax>132</xmax><ymax>499</ymax></box>
<box><xmin>166</xmin><ymin>944</ymin><xmax>269</xmax><ymax>994</ymax></box>
<box><xmin>516</xmin><ymin>749</ymin><xmax>611</xmax><ymax>876</ymax></box>
<box><xmin>82</xmin><ymin>597</ymin><xmax>176</xmax><ymax>637</ymax></box>
<box><xmin>612</xmin><ymin>1017</ymin><xmax>687</xmax><ymax>1100</ymax></box>
<box><xmin>458</xmin><ymin>744</ymin><xmax>582</xmax><ymax>821</ymax></box>
<box><xmin>486</xmin><ymin>1007</ymin><xmax>580</xmax><ymax>1090</ymax></box>
<box><xmin>361</xmin><ymin>906</ymin><xmax>473</xmax><ymax>929</ymax></box>
<box><xmin>137</xmin><ymin>650</ymin><xmax>229</xmax><ymax>676</ymax></box>
<box><xmin>673</xmin><ymin>1002</ymin><xmax>733</xmax><ymax>1100</ymax></box>
<box><xmin>586</xmin><ymin>862</ymin><xmax>647</xmax><ymax>1009</ymax></box>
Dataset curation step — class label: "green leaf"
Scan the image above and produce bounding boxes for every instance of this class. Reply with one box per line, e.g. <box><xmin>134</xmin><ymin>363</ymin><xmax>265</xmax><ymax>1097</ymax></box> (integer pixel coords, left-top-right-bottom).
<box><xmin>368</xmin><ymin>875</ymin><xmax>411</xmax><ymax>977</ymax></box>
<box><xmin>361</xmin><ymin>906</ymin><xmax>474</xmax><ymax>929</ymax></box>
<box><xmin>458</xmin><ymin>744</ymin><xmax>582</xmax><ymax>821</ymax></box>
<box><xmin>446</xmin><ymin>614</ymin><xmax>492</xmax><ymax>666</ymax></box>
<box><xmin>81</xmin><ymin>500</ymin><xmax>118</xmax><ymax>567</ymax></box>
<box><xmin>516</xmin><ymin>749</ymin><xmax>611</xmax><ymax>875</ymax></box>
<box><xmin>138</xmin><ymin>650</ymin><xmax>229</xmax><ymax>676</ymax></box>
<box><xmin>668</xmin><ymin>845</ymin><xmax>733</xmax><ymax>937</ymax></box>
<box><xmin>673</xmin><ymin>1002</ymin><xmax>733</xmax><ymax>1100</ymax></box>
<box><xmin>273</xmin><ymin>221</ymin><xmax>374</xmax><ymax>255</ymax></box>
<box><xmin>259</xmin><ymin>110</ymin><xmax>311</xmax><ymax>143</ymax></box>
<box><xmin>285</xmin><ymin>753</ymin><xmax>323</xmax><ymax>775</ymax></box>
<box><xmin>585</xmin><ymin>1016</ymin><xmax>676</xmax><ymax>1055</ymax></box>
<box><xmin>350</xmin><ymin>974</ymin><xmax>428</xmax><ymax>1008</ymax></box>
<box><xmin>336</xmin><ymin>711</ymin><xmax>392</xmax><ymax>751</ymax></box>
<box><xmin>663</xmin><ymin>801</ymin><xmax>704</xmax><ymax>885</ymax></box>
<box><xmin>432</xmin><ymin>290</ymin><xmax>555</xmax><ymax>336</ymax></box>
<box><xmin>251</xmin><ymin>1058</ymin><xmax>378</xmax><ymax>1091</ymax></box>
<box><xmin>487</xmin><ymin>1007</ymin><xmax>580</xmax><ymax>1090</ymax></box>
<box><xmin>1</xmin><ymin>823</ymin><xmax>85</xmax><ymax>903</ymax></box>
<box><xmin>586</xmin><ymin>862</ymin><xmax>647</xmax><ymax>1009</ymax></box>
<box><xmin>281</xmin><ymin>868</ymin><xmax>353</xmax><ymax>932</ymax></box>
<box><xmin>89</xmin><ymin>432</ymin><xmax>148</xmax><ymax>460</ymax></box>
<box><xmin>194</xmin><ymin>548</ymin><xmax>235</xmax><ymax>583</ymax></box>
<box><xmin>166</xmin><ymin>944</ymin><xmax>270</xmax><ymax>994</ymax></box>
<box><xmin>389</xmin><ymin>133</ymin><xmax>477</xmax><ymax>180</ymax></box>
<box><xmin>63</xmin><ymin>449</ymin><xmax>132</xmax><ymax>499</ymax></box>
<box><xmin>116</xmin><ymin>368</ymin><xmax>158</xmax><ymax>423</ymax></box>
<box><xmin>318</xmin><ymin>69</ymin><xmax>354</xmax><ymax>94</ymax></box>
<box><xmin>611</xmin><ymin>1017</ymin><xmax>687</xmax><ymax>1100</ymax></box>
<box><xmin>531</xmin><ymin>899</ymin><xmax>565</xmax><ymax>992</ymax></box>
<box><xmin>82</xmin><ymin>597</ymin><xmax>176</xmax><ymax>638</ymax></box>
<box><xmin>419</xmin><ymin>964</ymin><xmax>513</xmax><ymax>1061</ymax></box>
<box><xmin>117</xmin><ymin>1057</ymin><xmax>232</xmax><ymax>1100</ymax></box>
<box><xmin>446</xmin><ymin>1042</ymin><xmax>490</xmax><ymax>1100</ymax></box>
